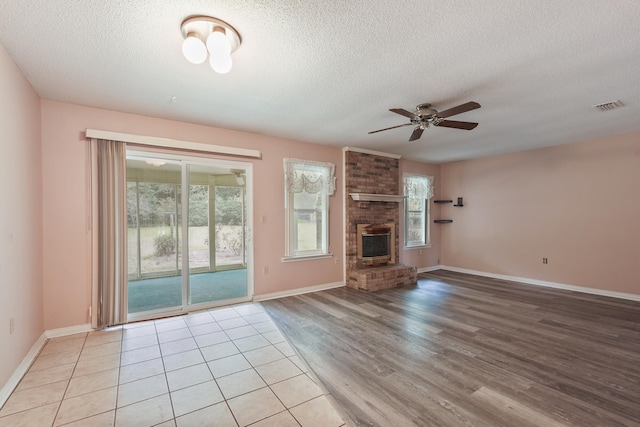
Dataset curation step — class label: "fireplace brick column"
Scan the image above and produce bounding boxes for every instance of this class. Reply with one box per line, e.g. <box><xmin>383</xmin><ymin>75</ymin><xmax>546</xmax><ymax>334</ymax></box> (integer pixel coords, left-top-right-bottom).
<box><xmin>345</xmin><ymin>150</ymin><xmax>417</xmax><ymax>290</ymax></box>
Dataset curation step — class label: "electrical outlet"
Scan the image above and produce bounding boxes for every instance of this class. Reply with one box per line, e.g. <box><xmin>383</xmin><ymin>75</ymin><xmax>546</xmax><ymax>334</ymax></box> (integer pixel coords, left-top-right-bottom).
<box><xmin>263</xmin><ymin>265</ymin><xmax>269</xmax><ymax>274</ymax></box>
<box><xmin>543</xmin><ymin>257</ymin><xmax>548</xmax><ymax>264</ymax></box>
<box><xmin>260</xmin><ymin>215</ymin><xmax>267</xmax><ymax>223</ymax></box>
<box><xmin>334</xmin><ymin>258</ymin><xmax>339</xmax><ymax>264</ymax></box>
<box><xmin>9</xmin><ymin>317</ymin><xmax>15</xmax><ymax>335</ymax></box>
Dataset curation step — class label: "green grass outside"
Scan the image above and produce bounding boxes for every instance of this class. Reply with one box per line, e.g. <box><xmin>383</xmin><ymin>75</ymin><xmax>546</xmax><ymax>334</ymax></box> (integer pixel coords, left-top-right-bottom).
<box><xmin>128</xmin><ymin>222</ymin><xmax>317</xmax><ymax>277</ymax></box>
<box><xmin>128</xmin><ymin>225</ymin><xmax>243</xmax><ymax>277</ymax></box>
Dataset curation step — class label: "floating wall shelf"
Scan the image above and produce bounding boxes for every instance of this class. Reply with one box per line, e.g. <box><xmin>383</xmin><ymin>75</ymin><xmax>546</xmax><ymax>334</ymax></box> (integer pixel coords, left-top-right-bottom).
<box><xmin>433</xmin><ymin>199</ymin><xmax>453</xmax><ymax>204</ymax></box>
<box><xmin>434</xmin><ymin>219</ymin><xmax>453</xmax><ymax>223</ymax></box>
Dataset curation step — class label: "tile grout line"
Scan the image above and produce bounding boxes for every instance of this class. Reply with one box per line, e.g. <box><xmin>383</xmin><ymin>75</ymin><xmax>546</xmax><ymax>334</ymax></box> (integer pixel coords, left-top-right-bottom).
<box><xmin>234</xmin><ymin>306</ymin><xmax>317</xmax><ymax>426</ymax></box>
<box><xmin>51</xmin><ymin>332</ymin><xmax>88</xmax><ymax>426</ymax></box>
<box><xmin>48</xmin><ymin>333</ymin><xmax>76</xmax><ymax>427</ymax></box>
<box><xmin>111</xmin><ymin>326</ymin><xmax>124</xmax><ymax>427</ymax></box>
<box><xmin>234</xmin><ymin>309</ymin><xmax>293</xmax><ymax>426</ymax></box>
<box><xmin>154</xmin><ymin>317</ymin><xmax>178</xmax><ymax>426</ymax></box>
<box><xmin>260</xmin><ymin>303</ymin><xmax>348</xmax><ymax>426</ymax></box>
<box><xmin>189</xmin><ymin>311</ymin><xmax>240</xmax><ymax>426</ymax></box>
<box><xmin>2</xmin><ymin>304</ymin><xmax>345</xmax><ymax>427</ymax></box>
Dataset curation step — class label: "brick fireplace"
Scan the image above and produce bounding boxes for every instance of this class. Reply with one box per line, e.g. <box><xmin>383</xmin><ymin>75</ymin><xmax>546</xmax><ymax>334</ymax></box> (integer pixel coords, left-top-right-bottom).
<box><xmin>345</xmin><ymin>149</ymin><xmax>417</xmax><ymax>291</ymax></box>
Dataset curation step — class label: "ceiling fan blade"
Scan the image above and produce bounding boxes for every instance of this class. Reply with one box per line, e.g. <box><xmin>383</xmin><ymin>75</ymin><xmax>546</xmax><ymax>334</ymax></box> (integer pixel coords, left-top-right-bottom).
<box><xmin>390</xmin><ymin>108</ymin><xmax>418</xmax><ymax>119</ymax></box>
<box><xmin>409</xmin><ymin>126</ymin><xmax>424</xmax><ymax>141</ymax></box>
<box><xmin>436</xmin><ymin>101</ymin><xmax>481</xmax><ymax>118</ymax></box>
<box><xmin>368</xmin><ymin>123</ymin><xmax>413</xmax><ymax>134</ymax></box>
<box><xmin>436</xmin><ymin>120</ymin><xmax>478</xmax><ymax>130</ymax></box>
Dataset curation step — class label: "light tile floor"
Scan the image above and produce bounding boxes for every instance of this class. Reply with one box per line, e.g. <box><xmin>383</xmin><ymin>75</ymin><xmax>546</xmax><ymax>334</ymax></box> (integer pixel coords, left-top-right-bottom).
<box><xmin>0</xmin><ymin>303</ymin><xmax>346</xmax><ymax>427</ymax></box>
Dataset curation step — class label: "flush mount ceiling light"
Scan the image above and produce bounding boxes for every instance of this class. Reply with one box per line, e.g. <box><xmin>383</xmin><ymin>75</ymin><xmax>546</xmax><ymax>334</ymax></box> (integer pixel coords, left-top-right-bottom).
<box><xmin>180</xmin><ymin>15</ymin><xmax>241</xmax><ymax>74</ymax></box>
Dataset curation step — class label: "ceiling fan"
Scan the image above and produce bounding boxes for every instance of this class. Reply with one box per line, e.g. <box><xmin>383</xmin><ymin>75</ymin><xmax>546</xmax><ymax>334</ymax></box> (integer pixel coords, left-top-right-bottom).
<box><xmin>369</xmin><ymin>101</ymin><xmax>481</xmax><ymax>142</ymax></box>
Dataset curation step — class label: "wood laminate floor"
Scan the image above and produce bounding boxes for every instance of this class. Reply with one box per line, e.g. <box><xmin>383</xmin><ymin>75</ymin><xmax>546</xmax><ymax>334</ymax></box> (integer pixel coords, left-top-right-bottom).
<box><xmin>261</xmin><ymin>270</ymin><xmax>640</xmax><ymax>427</ymax></box>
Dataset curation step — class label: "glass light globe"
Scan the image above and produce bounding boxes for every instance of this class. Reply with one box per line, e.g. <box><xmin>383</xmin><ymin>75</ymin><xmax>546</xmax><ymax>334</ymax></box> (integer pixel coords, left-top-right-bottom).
<box><xmin>210</xmin><ymin>52</ymin><xmax>233</xmax><ymax>74</ymax></box>
<box><xmin>182</xmin><ymin>35</ymin><xmax>207</xmax><ymax>64</ymax></box>
<box><xmin>206</xmin><ymin>30</ymin><xmax>231</xmax><ymax>55</ymax></box>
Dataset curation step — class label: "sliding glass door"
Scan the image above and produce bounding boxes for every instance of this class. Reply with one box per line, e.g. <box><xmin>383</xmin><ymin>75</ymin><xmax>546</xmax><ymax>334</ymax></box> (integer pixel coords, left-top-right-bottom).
<box><xmin>126</xmin><ymin>153</ymin><xmax>251</xmax><ymax>320</ymax></box>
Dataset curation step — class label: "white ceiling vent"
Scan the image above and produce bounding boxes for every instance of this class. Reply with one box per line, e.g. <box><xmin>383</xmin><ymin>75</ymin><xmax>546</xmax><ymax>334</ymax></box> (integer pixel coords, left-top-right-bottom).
<box><xmin>592</xmin><ymin>100</ymin><xmax>624</xmax><ymax>112</ymax></box>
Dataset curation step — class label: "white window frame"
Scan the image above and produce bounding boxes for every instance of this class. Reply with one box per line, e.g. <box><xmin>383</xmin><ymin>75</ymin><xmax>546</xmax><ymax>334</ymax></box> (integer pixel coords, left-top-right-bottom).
<box><xmin>283</xmin><ymin>158</ymin><xmax>336</xmax><ymax>261</ymax></box>
<box><xmin>403</xmin><ymin>174</ymin><xmax>433</xmax><ymax>248</ymax></box>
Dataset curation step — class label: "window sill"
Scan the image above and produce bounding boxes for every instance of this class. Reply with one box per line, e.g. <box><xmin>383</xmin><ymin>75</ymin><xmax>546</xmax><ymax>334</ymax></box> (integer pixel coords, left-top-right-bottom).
<box><xmin>282</xmin><ymin>253</ymin><xmax>334</xmax><ymax>263</ymax></box>
<box><xmin>404</xmin><ymin>244</ymin><xmax>432</xmax><ymax>250</ymax></box>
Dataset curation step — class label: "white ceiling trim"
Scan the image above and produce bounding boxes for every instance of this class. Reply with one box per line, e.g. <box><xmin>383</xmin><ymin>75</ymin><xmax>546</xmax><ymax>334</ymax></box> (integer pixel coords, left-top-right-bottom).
<box><xmin>85</xmin><ymin>129</ymin><xmax>262</xmax><ymax>159</ymax></box>
<box><xmin>343</xmin><ymin>146</ymin><xmax>402</xmax><ymax>159</ymax></box>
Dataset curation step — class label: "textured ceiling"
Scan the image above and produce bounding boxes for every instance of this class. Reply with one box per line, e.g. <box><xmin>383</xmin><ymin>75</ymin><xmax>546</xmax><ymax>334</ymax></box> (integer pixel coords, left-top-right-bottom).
<box><xmin>1</xmin><ymin>1</ymin><xmax>639</xmax><ymax>163</ymax></box>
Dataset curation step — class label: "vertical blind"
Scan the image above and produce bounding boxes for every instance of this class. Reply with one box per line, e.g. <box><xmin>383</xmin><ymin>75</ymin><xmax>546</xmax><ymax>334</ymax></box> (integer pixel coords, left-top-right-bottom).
<box><xmin>95</xmin><ymin>139</ymin><xmax>128</xmax><ymax>327</ymax></box>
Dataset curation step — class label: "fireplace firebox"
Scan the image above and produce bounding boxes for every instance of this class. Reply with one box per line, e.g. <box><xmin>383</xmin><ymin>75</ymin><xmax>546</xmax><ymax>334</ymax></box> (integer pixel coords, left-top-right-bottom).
<box><xmin>357</xmin><ymin>223</ymin><xmax>395</xmax><ymax>266</ymax></box>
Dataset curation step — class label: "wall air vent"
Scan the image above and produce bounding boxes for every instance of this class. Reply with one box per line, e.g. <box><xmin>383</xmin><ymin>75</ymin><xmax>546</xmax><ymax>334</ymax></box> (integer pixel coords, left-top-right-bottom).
<box><xmin>592</xmin><ymin>100</ymin><xmax>624</xmax><ymax>112</ymax></box>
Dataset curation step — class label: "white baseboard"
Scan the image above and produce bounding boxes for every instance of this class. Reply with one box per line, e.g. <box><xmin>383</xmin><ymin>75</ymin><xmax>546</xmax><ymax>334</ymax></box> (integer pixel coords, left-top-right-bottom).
<box><xmin>254</xmin><ymin>281</ymin><xmax>345</xmax><ymax>302</ymax></box>
<box><xmin>417</xmin><ymin>265</ymin><xmax>444</xmax><ymax>274</ymax></box>
<box><xmin>438</xmin><ymin>266</ymin><xmax>640</xmax><ymax>302</ymax></box>
<box><xmin>1</xmin><ymin>323</ymin><xmax>94</xmax><ymax>408</ymax></box>
<box><xmin>45</xmin><ymin>323</ymin><xmax>93</xmax><ymax>339</ymax></box>
<box><xmin>0</xmin><ymin>332</ymin><xmax>47</xmax><ymax>408</ymax></box>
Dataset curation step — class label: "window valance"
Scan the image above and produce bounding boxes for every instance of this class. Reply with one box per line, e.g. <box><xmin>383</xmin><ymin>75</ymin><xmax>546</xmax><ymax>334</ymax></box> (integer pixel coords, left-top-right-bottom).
<box><xmin>283</xmin><ymin>158</ymin><xmax>336</xmax><ymax>195</ymax></box>
<box><xmin>404</xmin><ymin>175</ymin><xmax>434</xmax><ymax>200</ymax></box>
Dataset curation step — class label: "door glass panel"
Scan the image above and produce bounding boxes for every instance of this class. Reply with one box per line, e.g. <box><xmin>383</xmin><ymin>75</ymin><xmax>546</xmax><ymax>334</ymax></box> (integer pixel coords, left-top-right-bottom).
<box><xmin>126</xmin><ymin>158</ymin><xmax>182</xmax><ymax>314</ymax></box>
<box><xmin>138</xmin><ymin>182</ymin><xmax>180</xmax><ymax>276</ymax></box>
<box><xmin>215</xmin><ymin>186</ymin><xmax>245</xmax><ymax>267</ymax></box>
<box><xmin>188</xmin><ymin>184</ymin><xmax>210</xmax><ymax>271</ymax></box>
<box><xmin>187</xmin><ymin>166</ymin><xmax>247</xmax><ymax>306</ymax></box>
<box><xmin>127</xmin><ymin>182</ymin><xmax>139</xmax><ymax>278</ymax></box>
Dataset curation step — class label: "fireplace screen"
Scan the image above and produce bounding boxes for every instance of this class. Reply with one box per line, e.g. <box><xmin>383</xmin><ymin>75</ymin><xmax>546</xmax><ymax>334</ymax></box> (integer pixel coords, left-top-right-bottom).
<box><xmin>362</xmin><ymin>234</ymin><xmax>390</xmax><ymax>258</ymax></box>
<box><xmin>357</xmin><ymin>223</ymin><xmax>394</xmax><ymax>266</ymax></box>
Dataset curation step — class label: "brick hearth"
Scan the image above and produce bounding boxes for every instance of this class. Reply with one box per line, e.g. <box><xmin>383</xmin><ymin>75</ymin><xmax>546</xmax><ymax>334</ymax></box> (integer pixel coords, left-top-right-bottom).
<box><xmin>345</xmin><ymin>150</ymin><xmax>417</xmax><ymax>291</ymax></box>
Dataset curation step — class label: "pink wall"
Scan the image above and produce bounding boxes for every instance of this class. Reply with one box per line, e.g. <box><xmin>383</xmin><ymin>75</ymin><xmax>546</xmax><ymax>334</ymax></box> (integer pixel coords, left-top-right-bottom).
<box><xmin>5</xmin><ymin>41</ymin><xmax>639</xmax><ymax>364</ymax></box>
<box><xmin>440</xmin><ymin>133</ymin><xmax>640</xmax><ymax>295</ymax></box>
<box><xmin>398</xmin><ymin>159</ymin><xmax>441</xmax><ymax>269</ymax></box>
<box><xmin>0</xmin><ymin>45</ymin><xmax>43</xmax><ymax>388</ymax></box>
<box><xmin>41</xmin><ymin>101</ymin><xmax>344</xmax><ymax>330</ymax></box>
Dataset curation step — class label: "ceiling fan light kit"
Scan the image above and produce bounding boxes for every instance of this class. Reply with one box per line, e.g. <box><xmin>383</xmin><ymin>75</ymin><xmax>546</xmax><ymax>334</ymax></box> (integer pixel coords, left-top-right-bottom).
<box><xmin>369</xmin><ymin>101</ymin><xmax>481</xmax><ymax>141</ymax></box>
<box><xmin>180</xmin><ymin>16</ymin><xmax>241</xmax><ymax>74</ymax></box>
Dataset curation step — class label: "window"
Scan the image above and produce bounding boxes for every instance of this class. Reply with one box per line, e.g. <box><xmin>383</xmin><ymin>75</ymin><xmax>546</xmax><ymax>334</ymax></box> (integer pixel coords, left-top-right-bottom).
<box><xmin>283</xmin><ymin>158</ymin><xmax>336</xmax><ymax>259</ymax></box>
<box><xmin>404</xmin><ymin>174</ymin><xmax>434</xmax><ymax>247</ymax></box>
